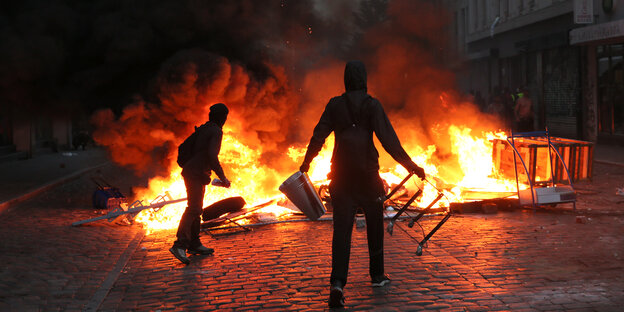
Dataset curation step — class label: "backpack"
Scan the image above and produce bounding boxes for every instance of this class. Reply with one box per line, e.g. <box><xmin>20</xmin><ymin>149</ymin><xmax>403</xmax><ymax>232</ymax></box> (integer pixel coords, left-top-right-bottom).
<box><xmin>176</xmin><ymin>125</ymin><xmax>202</xmax><ymax>168</ymax></box>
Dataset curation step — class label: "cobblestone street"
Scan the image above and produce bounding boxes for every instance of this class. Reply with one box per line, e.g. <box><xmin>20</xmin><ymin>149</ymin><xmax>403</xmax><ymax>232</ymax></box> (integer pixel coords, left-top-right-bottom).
<box><xmin>97</xmin><ymin>213</ymin><xmax>624</xmax><ymax>311</ymax></box>
<box><xmin>1</xmin><ymin>162</ymin><xmax>623</xmax><ymax>311</ymax></box>
<box><xmin>3</xmin><ymin>1</ymin><xmax>624</xmax><ymax>311</ymax></box>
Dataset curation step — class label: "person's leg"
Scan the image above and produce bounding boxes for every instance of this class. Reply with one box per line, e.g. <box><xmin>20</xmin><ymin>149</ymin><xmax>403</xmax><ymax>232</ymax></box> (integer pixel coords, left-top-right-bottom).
<box><xmin>173</xmin><ymin>176</ymin><xmax>205</xmax><ymax>249</ymax></box>
<box><xmin>189</xmin><ymin>216</ymin><xmax>202</xmax><ymax>249</ymax></box>
<box><xmin>359</xmin><ymin>175</ymin><xmax>386</xmax><ymax>279</ymax></box>
<box><xmin>329</xmin><ymin>187</ymin><xmax>358</xmax><ymax>288</ymax></box>
<box><xmin>362</xmin><ymin>199</ymin><xmax>385</xmax><ymax>279</ymax></box>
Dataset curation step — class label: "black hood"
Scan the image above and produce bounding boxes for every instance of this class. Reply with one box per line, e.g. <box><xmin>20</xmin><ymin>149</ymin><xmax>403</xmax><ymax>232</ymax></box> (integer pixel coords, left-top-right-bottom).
<box><xmin>209</xmin><ymin>103</ymin><xmax>229</xmax><ymax>127</ymax></box>
<box><xmin>344</xmin><ymin>60</ymin><xmax>367</xmax><ymax>92</ymax></box>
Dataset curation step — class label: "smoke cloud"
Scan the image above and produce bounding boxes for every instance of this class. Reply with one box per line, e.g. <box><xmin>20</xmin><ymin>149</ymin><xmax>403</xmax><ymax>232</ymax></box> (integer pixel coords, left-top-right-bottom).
<box><xmin>2</xmin><ymin>0</ymin><xmax>503</xmax><ymax>185</ymax></box>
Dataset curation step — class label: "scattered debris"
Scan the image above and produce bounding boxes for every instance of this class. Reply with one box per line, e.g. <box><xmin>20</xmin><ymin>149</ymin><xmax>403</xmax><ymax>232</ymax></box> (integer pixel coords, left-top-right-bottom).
<box><xmin>91</xmin><ymin>177</ymin><xmax>126</xmax><ymax>210</ymax></box>
<box><xmin>481</xmin><ymin>203</ymin><xmax>498</xmax><ymax>214</ymax></box>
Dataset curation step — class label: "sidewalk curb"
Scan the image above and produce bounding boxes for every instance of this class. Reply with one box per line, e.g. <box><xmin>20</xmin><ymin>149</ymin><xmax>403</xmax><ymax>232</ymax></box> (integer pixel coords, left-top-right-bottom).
<box><xmin>595</xmin><ymin>159</ymin><xmax>624</xmax><ymax>167</ymax></box>
<box><xmin>538</xmin><ymin>208</ymin><xmax>624</xmax><ymax>216</ymax></box>
<box><xmin>0</xmin><ymin>161</ymin><xmax>111</xmax><ymax>215</ymax></box>
<box><xmin>84</xmin><ymin>230</ymin><xmax>144</xmax><ymax>312</ymax></box>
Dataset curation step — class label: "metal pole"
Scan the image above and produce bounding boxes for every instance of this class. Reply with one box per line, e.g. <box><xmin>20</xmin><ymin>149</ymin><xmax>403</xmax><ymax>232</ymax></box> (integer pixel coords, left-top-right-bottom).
<box><xmin>71</xmin><ymin>197</ymin><xmax>187</xmax><ymax>226</ymax></box>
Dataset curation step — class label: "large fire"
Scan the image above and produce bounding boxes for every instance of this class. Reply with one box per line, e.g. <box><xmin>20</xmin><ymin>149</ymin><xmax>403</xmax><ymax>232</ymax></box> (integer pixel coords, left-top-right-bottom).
<box><xmin>133</xmin><ymin>108</ymin><xmax>525</xmax><ymax>234</ymax></box>
<box><xmin>83</xmin><ymin>0</ymin><xmax>498</xmax><ymax>235</ymax></box>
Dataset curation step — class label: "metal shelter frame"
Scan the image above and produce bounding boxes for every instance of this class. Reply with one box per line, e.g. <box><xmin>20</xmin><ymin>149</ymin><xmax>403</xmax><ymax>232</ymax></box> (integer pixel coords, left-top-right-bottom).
<box><xmin>506</xmin><ymin>129</ymin><xmax>576</xmax><ymax>210</ymax></box>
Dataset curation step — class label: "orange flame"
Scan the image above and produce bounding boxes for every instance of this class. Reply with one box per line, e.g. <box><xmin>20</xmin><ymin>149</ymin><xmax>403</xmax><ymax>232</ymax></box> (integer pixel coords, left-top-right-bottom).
<box><xmin>133</xmin><ymin>105</ymin><xmax>526</xmax><ymax>234</ymax></box>
<box><xmin>134</xmin><ymin>121</ymin><xmax>302</xmax><ymax>234</ymax></box>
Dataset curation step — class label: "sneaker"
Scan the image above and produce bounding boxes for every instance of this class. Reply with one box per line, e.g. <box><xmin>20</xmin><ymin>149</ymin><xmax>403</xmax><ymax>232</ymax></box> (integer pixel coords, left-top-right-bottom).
<box><xmin>371</xmin><ymin>274</ymin><xmax>391</xmax><ymax>287</ymax></box>
<box><xmin>169</xmin><ymin>247</ymin><xmax>190</xmax><ymax>264</ymax></box>
<box><xmin>187</xmin><ymin>245</ymin><xmax>214</xmax><ymax>255</ymax></box>
<box><xmin>328</xmin><ymin>283</ymin><xmax>345</xmax><ymax>308</ymax></box>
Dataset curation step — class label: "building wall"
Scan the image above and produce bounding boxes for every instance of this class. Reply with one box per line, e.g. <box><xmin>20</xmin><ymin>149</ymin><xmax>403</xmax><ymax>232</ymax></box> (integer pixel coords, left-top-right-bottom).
<box><xmin>52</xmin><ymin>117</ymin><xmax>72</xmax><ymax>149</ymax></box>
<box><xmin>582</xmin><ymin>46</ymin><xmax>598</xmax><ymax>141</ymax></box>
<box><xmin>569</xmin><ymin>0</ymin><xmax>624</xmax><ymax>143</ymax></box>
<box><xmin>542</xmin><ymin>46</ymin><xmax>581</xmax><ymax>138</ymax></box>
<box><xmin>594</xmin><ymin>0</ymin><xmax>624</xmax><ymax>23</ymax></box>
<box><xmin>10</xmin><ymin>113</ymin><xmax>73</xmax><ymax>156</ymax></box>
<box><xmin>12</xmin><ymin>118</ymin><xmax>33</xmax><ymax>157</ymax></box>
<box><xmin>0</xmin><ymin>109</ymin><xmax>11</xmax><ymax>146</ymax></box>
<box><xmin>448</xmin><ymin>0</ymin><xmax>601</xmax><ymax>140</ymax></box>
<box><xmin>464</xmin><ymin>0</ymin><xmax>571</xmax><ymax>44</ymax></box>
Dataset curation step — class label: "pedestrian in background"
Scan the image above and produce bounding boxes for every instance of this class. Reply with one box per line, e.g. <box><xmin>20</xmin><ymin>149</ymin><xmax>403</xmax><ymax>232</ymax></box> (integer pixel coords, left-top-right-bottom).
<box><xmin>299</xmin><ymin>60</ymin><xmax>426</xmax><ymax>308</ymax></box>
<box><xmin>486</xmin><ymin>93</ymin><xmax>506</xmax><ymax>123</ymax></box>
<box><xmin>514</xmin><ymin>87</ymin><xmax>534</xmax><ymax>132</ymax></box>
<box><xmin>501</xmin><ymin>87</ymin><xmax>515</xmax><ymax>131</ymax></box>
<box><xmin>474</xmin><ymin>90</ymin><xmax>486</xmax><ymax>111</ymax></box>
<box><xmin>170</xmin><ymin>103</ymin><xmax>231</xmax><ymax>265</ymax></box>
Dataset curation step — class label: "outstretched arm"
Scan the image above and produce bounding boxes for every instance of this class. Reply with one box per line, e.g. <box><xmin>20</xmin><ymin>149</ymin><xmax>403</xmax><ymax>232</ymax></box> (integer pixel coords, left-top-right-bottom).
<box><xmin>371</xmin><ymin>102</ymin><xmax>425</xmax><ymax>179</ymax></box>
<box><xmin>300</xmin><ymin>105</ymin><xmax>333</xmax><ymax>172</ymax></box>
<box><xmin>205</xmin><ymin>129</ymin><xmax>227</xmax><ymax>182</ymax></box>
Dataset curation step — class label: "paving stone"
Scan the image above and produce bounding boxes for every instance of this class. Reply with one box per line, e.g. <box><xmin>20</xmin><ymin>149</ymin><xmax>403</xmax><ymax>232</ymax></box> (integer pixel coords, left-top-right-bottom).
<box><xmin>425</xmin><ymin>303</ymin><xmax>452</xmax><ymax>309</ymax></box>
<box><xmin>2</xmin><ymin>163</ymin><xmax>624</xmax><ymax>310</ymax></box>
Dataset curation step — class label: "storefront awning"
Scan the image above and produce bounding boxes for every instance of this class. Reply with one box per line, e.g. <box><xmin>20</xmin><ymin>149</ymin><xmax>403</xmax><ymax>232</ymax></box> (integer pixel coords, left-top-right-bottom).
<box><xmin>570</xmin><ymin>19</ymin><xmax>624</xmax><ymax>45</ymax></box>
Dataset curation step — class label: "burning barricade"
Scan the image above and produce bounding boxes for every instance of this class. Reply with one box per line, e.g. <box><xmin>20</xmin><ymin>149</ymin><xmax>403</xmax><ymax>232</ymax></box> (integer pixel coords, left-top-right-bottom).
<box><xmin>74</xmin><ymin>119</ymin><xmax>592</xmax><ymax>244</ymax></box>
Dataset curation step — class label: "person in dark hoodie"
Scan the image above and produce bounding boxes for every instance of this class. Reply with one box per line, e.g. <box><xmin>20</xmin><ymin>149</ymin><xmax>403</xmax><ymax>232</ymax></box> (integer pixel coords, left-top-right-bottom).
<box><xmin>299</xmin><ymin>61</ymin><xmax>426</xmax><ymax>308</ymax></box>
<box><xmin>169</xmin><ymin>103</ymin><xmax>231</xmax><ymax>265</ymax></box>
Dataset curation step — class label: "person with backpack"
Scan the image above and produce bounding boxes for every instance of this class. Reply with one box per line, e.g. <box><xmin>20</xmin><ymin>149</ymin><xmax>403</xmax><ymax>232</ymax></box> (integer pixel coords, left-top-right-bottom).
<box><xmin>169</xmin><ymin>103</ymin><xmax>231</xmax><ymax>265</ymax></box>
<box><xmin>299</xmin><ymin>60</ymin><xmax>426</xmax><ymax>308</ymax></box>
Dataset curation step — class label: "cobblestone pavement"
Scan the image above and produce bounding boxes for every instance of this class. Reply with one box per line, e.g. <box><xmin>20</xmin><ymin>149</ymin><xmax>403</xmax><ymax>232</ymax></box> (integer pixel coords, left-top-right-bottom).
<box><xmin>98</xmin><ymin>212</ymin><xmax>624</xmax><ymax>311</ymax></box>
<box><xmin>0</xmin><ymin>163</ymin><xmax>145</xmax><ymax>311</ymax></box>
<box><xmin>0</xmin><ymin>148</ymin><xmax>109</xmax><ymax>209</ymax></box>
<box><xmin>0</xmin><ymin>163</ymin><xmax>623</xmax><ymax>311</ymax></box>
<box><xmin>573</xmin><ymin>162</ymin><xmax>624</xmax><ymax>215</ymax></box>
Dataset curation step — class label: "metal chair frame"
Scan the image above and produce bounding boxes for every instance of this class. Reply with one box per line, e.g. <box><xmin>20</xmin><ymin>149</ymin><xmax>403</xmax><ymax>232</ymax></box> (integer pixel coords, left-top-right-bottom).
<box><xmin>506</xmin><ymin>128</ymin><xmax>576</xmax><ymax>210</ymax></box>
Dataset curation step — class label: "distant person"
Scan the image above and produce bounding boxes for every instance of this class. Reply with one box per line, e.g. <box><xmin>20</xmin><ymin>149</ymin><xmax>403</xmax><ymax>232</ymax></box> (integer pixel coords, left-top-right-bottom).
<box><xmin>486</xmin><ymin>94</ymin><xmax>505</xmax><ymax>121</ymax></box>
<box><xmin>486</xmin><ymin>87</ymin><xmax>507</xmax><ymax>128</ymax></box>
<box><xmin>474</xmin><ymin>91</ymin><xmax>486</xmax><ymax>111</ymax></box>
<box><xmin>73</xmin><ymin>131</ymin><xmax>91</xmax><ymax>150</ymax></box>
<box><xmin>502</xmin><ymin>87</ymin><xmax>515</xmax><ymax>131</ymax></box>
<box><xmin>299</xmin><ymin>60</ymin><xmax>426</xmax><ymax>308</ymax></box>
<box><xmin>514</xmin><ymin>88</ymin><xmax>534</xmax><ymax>132</ymax></box>
<box><xmin>464</xmin><ymin>90</ymin><xmax>475</xmax><ymax>104</ymax></box>
<box><xmin>170</xmin><ymin>103</ymin><xmax>231</xmax><ymax>265</ymax></box>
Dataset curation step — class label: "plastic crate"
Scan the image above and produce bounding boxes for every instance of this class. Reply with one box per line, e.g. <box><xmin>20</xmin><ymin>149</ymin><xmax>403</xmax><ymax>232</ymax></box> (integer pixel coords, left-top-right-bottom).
<box><xmin>91</xmin><ymin>177</ymin><xmax>126</xmax><ymax>210</ymax></box>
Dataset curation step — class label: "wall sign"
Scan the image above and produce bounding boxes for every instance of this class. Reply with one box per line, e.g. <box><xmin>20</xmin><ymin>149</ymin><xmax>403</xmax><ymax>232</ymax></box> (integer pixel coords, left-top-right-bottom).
<box><xmin>574</xmin><ymin>0</ymin><xmax>594</xmax><ymax>24</ymax></box>
<box><xmin>570</xmin><ymin>19</ymin><xmax>624</xmax><ymax>45</ymax></box>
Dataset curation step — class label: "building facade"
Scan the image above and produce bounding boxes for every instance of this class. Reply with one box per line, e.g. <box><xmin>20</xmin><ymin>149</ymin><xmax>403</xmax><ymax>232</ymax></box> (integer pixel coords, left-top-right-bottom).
<box><xmin>447</xmin><ymin>0</ymin><xmax>624</xmax><ymax>144</ymax></box>
<box><xmin>0</xmin><ymin>104</ymin><xmax>78</xmax><ymax>160</ymax></box>
<box><xmin>571</xmin><ymin>0</ymin><xmax>624</xmax><ymax>143</ymax></box>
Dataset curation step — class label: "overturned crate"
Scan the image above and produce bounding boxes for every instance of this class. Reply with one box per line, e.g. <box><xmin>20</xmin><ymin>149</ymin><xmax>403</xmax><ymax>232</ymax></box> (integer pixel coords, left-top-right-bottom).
<box><xmin>492</xmin><ymin>136</ymin><xmax>594</xmax><ymax>185</ymax></box>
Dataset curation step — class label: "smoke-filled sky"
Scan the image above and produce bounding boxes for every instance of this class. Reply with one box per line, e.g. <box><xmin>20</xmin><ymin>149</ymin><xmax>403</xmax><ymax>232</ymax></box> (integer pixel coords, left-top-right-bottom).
<box><xmin>0</xmin><ymin>0</ymin><xmax>376</xmax><ymax>114</ymax></box>
<box><xmin>1</xmin><ymin>0</ymin><xmax>502</xmax><ymax>180</ymax></box>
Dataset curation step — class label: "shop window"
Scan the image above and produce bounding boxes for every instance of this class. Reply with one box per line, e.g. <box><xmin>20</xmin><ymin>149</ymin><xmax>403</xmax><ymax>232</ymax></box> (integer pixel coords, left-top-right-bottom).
<box><xmin>597</xmin><ymin>44</ymin><xmax>624</xmax><ymax>135</ymax></box>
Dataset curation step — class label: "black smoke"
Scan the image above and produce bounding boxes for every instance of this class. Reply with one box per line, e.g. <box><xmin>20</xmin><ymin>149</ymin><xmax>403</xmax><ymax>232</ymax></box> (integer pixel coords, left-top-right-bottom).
<box><xmin>0</xmin><ymin>0</ymin><xmax>383</xmax><ymax>116</ymax></box>
<box><xmin>2</xmin><ymin>0</ymin><xmax>482</xmax><ymax>180</ymax></box>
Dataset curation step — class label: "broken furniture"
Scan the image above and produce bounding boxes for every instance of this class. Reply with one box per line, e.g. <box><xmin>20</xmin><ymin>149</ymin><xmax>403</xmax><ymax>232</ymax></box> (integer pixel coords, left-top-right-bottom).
<box><xmin>501</xmin><ymin>129</ymin><xmax>590</xmax><ymax>210</ymax></box>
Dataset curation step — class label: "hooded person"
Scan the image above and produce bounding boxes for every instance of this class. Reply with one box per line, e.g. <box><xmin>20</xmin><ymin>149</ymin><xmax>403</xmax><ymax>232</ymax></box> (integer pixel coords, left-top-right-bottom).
<box><xmin>170</xmin><ymin>103</ymin><xmax>232</xmax><ymax>265</ymax></box>
<box><xmin>299</xmin><ymin>60</ymin><xmax>426</xmax><ymax>308</ymax></box>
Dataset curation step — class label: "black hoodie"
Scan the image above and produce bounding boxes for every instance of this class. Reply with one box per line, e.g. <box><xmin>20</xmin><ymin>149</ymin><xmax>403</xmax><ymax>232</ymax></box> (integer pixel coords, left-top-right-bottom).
<box><xmin>181</xmin><ymin>104</ymin><xmax>229</xmax><ymax>183</ymax></box>
<box><xmin>302</xmin><ymin>61</ymin><xmax>417</xmax><ymax>181</ymax></box>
